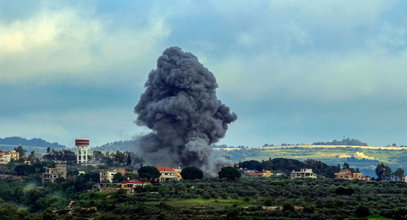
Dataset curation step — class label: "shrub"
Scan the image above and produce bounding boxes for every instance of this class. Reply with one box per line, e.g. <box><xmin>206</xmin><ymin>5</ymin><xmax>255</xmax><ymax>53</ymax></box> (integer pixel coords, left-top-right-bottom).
<box><xmin>355</xmin><ymin>205</ymin><xmax>370</xmax><ymax>218</ymax></box>
<box><xmin>283</xmin><ymin>203</ymin><xmax>295</xmax><ymax>212</ymax></box>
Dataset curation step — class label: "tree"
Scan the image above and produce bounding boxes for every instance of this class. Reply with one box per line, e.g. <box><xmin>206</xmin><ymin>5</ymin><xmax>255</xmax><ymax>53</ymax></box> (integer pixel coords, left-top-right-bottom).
<box><xmin>375</xmin><ymin>163</ymin><xmax>385</xmax><ymax>180</ymax></box>
<box><xmin>126</xmin><ymin>153</ymin><xmax>132</xmax><ymax>166</ymax></box>
<box><xmin>181</xmin><ymin>167</ymin><xmax>203</xmax><ymax>180</ymax></box>
<box><xmin>241</xmin><ymin>160</ymin><xmax>263</xmax><ymax>171</ymax></box>
<box><xmin>394</xmin><ymin>168</ymin><xmax>405</xmax><ymax>181</ymax></box>
<box><xmin>343</xmin><ymin>162</ymin><xmax>350</xmax><ymax>170</ymax></box>
<box><xmin>14</xmin><ymin>165</ymin><xmax>35</xmax><ymax>176</ymax></box>
<box><xmin>138</xmin><ymin>166</ymin><xmax>160</xmax><ymax>180</ymax></box>
<box><xmin>355</xmin><ymin>206</ymin><xmax>370</xmax><ymax>218</ymax></box>
<box><xmin>14</xmin><ymin>146</ymin><xmax>26</xmax><ymax>158</ymax></box>
<box><xmin>112</xmin><ymin>173</ymin><xmax>125</xmax><ymax>183</ymax></box>
<box><xmin>375</xmin><ymin>163</ymin><xmax>392</xmax><ymax>181</ymax></box>
<box><xmin>218</xmin><ymin>167</ymin><xmax>241</xmax><ymax>181</ymax></box>
<box><xmin>335</xmin><ymin>187</ymin><xmax>355</xmax><ymax>196</ymax></box>
<box><xmin>383</xmin><ymin>165</ymin><xmax>392</xmax><ymax>181</ymax></box>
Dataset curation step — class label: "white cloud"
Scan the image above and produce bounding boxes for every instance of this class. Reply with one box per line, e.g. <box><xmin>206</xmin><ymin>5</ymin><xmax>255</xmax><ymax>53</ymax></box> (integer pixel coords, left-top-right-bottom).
<box><xmin>0</xmin><ymin>9</ymin><xmax>169</xmax><ymax>84</ymax></box>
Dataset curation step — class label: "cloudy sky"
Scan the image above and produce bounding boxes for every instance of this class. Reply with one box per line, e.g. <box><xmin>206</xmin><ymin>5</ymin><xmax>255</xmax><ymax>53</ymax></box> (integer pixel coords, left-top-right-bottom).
<box><xmin>1</xmin><ymin>0</ymin><xmax>406</xmax><ymax>147</ymax></box>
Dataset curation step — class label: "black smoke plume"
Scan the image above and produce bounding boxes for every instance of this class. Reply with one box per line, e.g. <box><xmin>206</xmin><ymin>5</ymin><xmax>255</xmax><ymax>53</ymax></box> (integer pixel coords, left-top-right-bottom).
<box><xmin>135</xmin><ymin>47</ymin><xmax>237</xmax><ymax>176</ymax></box>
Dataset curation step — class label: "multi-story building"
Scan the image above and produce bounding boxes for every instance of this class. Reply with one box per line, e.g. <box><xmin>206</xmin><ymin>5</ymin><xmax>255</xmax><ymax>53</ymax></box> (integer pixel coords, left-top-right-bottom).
<box><xmin>100</xmin><ymin>170</ymin><xmax>118</xmax><ymax>183</ymax></box>
<box><xmin>246</xmin><ymin>170</ymin><xmax>273</xmax><ymax>177</ymax></box>
<box><xmin>120</xmin><ymin>180</ymin><xmax>151</xmax><ymax>194</ymax></box>
<box><xmin>334</xmin><ymin>169</ymin><xmax>366</xmax><ymax>181</ymax></box>
<box><xmin>117</xmin><ymin>168</ymin><xmax>136</xmax><ymax>176</ymax></box>
<box><xmin>291</xmin><ymin>169</ymin><xmax>317</xmax><ymax>180</ymax></box>
<box><xmin>157</xmin><ymin>167</ymin><xmax>181</xmax><ymax>182</ymax></box>
<box><xmin>42</xmin><ymin>163</ymin><xmax>67</xmax><ymax>183</ymax></box>
<box><xmin>0</xmin><ymin>150</ymin><xmax>19</xmax><ymax>164</ymax></box>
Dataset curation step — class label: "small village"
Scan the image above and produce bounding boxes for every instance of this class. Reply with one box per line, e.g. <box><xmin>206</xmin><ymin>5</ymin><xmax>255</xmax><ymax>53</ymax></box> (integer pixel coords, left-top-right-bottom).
<box><xmin>1</xmin><ymin>139</ymin><xmax>407</xmax><ymax>219</ymax></box>
<box><xmin>1</xmin><ymin>139</ymin><xmax>406</xmax><ymax>191</ymax></box>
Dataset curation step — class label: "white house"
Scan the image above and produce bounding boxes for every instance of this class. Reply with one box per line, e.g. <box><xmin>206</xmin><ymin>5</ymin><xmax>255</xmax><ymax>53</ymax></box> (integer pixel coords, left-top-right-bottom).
<box><xmin>291</xmin><ymin>169</ymin><xmax>317</xmax><ymax>180</ymax></box>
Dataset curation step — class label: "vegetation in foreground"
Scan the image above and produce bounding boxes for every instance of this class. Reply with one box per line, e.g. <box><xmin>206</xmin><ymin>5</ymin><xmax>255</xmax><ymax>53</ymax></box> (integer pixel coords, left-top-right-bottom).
<box><xmin>0</xmin><ymin>176</ymin><xmax>406</xmax><ymax>219</ymax></box>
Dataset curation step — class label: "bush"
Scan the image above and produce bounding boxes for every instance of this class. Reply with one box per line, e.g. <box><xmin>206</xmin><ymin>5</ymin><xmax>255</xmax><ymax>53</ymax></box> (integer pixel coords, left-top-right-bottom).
<box><xmin>355</xmin><ymin>205</ymin><xmax>370</xmax><ymax>218</ymax></box>
<box><xmin>264</xmin><ymin>199</ymin><xmax>273</xmax><ymax>206</ymax></box>
<box><xmin>283</xmin><ymin>203</ymin><xmax>295</xmax><ymax>212</ymax></box>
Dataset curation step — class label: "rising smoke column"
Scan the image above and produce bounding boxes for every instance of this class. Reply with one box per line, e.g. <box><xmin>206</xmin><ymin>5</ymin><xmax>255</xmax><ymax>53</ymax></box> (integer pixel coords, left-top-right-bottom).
<box><xmin>135</xmin><ymin>47</ymin><xmax>237</xmax><ymax>176</ymax></box>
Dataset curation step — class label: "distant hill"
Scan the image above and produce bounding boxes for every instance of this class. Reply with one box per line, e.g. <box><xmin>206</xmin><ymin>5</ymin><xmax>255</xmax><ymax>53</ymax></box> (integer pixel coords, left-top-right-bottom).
<box><xmin>259</xmin><ymin>158</ymin><xmax>340</xmax><ymax>178</ymax></box>
<box><xmin>222</xmin><ymin>144</ymin><xmax>407</xmax><ymax>178</ymax></box>
<box><xmin>313</xmin><ymin>138</ymin><xmax>368</xmax><ymax>146</ymax></box>
<box><xmin>94</xmin><ymin>140</ymin><xmax>137</xmax><ymax>152</ymax></box>
<box><xmin>0</xmin><ymin>137</ymin><xmax>65</xmax><ymax>149</ymax></box>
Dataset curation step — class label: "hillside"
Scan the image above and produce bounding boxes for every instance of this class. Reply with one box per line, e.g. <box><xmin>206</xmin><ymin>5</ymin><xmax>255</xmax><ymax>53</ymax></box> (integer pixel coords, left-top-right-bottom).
<box><xmin>0</xmin><ymin>137</ymin><xmax>65</xmax><ymax>152</ymax></box>
<box><xmin>222</xmin><ymin>145</ymin><xmax>407</xmax><ymax>177</ymax></box>
<box><xmin>94</xmin><ymin>140</ymin><xmax>137</xmax><ymax>152</ymax></box>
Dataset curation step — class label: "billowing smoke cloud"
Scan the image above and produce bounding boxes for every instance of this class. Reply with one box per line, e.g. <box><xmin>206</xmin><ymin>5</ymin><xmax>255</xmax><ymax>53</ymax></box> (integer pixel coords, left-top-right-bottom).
<box><xmin>135</xmin><ymin>47</ymin><xmax>237</xmax><ymax>176</ymax></box>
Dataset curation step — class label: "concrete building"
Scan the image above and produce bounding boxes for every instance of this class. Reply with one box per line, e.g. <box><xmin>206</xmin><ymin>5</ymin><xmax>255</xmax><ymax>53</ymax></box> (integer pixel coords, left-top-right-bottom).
<box><xmin>291</xmin><ymin>169</ymin><xmax>317</xmax><ymax>180</ymax></box>
<box><xmin>334</xmin><ymin>169</ymin><xmax>368</xmax><ymax>181</ymax></box>
<box><xmin>246</xmin><ymin>170</ymin><xmax>273</xmax><ymax>177</ymax></box>
<box><xmin>120</xmin><ymin>180</ymin><xmax>151</xmax><ymax>194</ymax></box>
<box><xmin>42</xmin><ymin>163</ymin><xmax>67</xmax><ymax>183</ymax></box>
<box><xmin>76</xmin><ymin>139</ymin><xmax>90</xmax><ymax>164</ymax></box>
<box><xmin>157</xmin><ymin>167</ymin><xmax>181</xmax><ymax>182</ymax></box>
<box><xmin>117</xmin><ymin>168</ymin><xmax>136</xmax><ymax>176</ymax></box>
<box><xmin>0</xmin><ymin>150</ymin><xmax>19</xmax><ymax>164</ymax></box>
<box><xmin>100</xmin><ymin>170</ymin><xmax>118</xmax><ymax>183</ymax></box>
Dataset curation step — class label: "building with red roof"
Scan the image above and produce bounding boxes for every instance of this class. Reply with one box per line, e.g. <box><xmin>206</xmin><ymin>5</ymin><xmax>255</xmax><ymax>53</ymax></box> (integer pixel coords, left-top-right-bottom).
<box><xmin>157</xmin><ymin>167</ymin><xmax>181</xmax><ymax>182</ymax></box>
<box><xmin>0</xmin><ymin>150</ymin><xmax>19</xmax><ymax>164</ymax></box>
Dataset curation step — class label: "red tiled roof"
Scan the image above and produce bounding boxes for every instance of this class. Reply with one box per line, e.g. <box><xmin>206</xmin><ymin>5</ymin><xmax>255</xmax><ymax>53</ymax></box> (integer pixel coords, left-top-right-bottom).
<box><xmin>157</xmin><ymin>167</ymin><xmax>175</xmax><ymax>172</ymax></box>
<box><xmin>248</xmin><ymin>173</ymin><xmax>263</xmax><ymax>176</ymax></box>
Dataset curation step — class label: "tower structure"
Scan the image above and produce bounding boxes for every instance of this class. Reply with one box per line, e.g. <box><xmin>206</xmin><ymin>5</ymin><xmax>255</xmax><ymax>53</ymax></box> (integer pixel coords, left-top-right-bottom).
<box><xmin>76</xmin><ymin>139</ymin><xmax>89</xmax><ymax>164</ymax></box>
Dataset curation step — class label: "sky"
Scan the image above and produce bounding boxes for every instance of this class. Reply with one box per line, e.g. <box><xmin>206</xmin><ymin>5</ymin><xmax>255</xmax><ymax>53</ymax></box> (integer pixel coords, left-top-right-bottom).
<box><xmin>0</xmin><ymin>0</ymin><xmax>407</xmax><ymax>147</ymax></box>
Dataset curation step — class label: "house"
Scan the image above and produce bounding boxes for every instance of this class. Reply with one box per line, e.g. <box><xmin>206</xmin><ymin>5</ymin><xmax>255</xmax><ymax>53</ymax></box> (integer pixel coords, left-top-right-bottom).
<box><xmin>262</xmin><ymin>170</ymin><xmax>272</xmax><ymax>177</ymax></box>
<box><xmin>403</xmin><ymin>175</ymin><xmax>407</xmax><ymax>183</ymax></box>
<box><xmin>334</xmin><ymin>169</ymin><xmax>370</xmax><ymax>181</ymax></box>
<box><xmin>42</xmin><ymin>163</ymin><xmax>67</xmax><ymax>183</ymax></box>
<box><xmin>120</xmin><ymin>180</ymin><xmax>151</xmax><ymax>194</ymax></box>
<box><xmin>248</xmin><ymin>172</ymin><xmax>263</xmax><ymax>177</ymax></box>
<box><xmin>247</xmin><ymin>170</ymin><xmax>272</xmax><ymax>177</ymax></box>
<box><xmin>157</xmin><ymin>167</ymin><xmax>181</xmax><ymax>182</ymax></box>
<box><xmin>117</xmin><ymin>168</ymin><xmax>136</xmax><ymax>176</ymax></box>
<box><xmin>100</xmin><ymin>171</ymin><xmax>118</xmax><ymax>183</ymax></box>
<box><xmin>291</xmin><ymin>169</ymin><xmax>317</xmax><ymax>180</ymax></box>
<box><xmin>0</xmin><ymin>150</ymin><xmax>19</xmax><ymax>164</ymax></box>
<box><xmin>173</xmin><ymin>169</ymin><xmax>183</xmax><ymax>179</ymax></box>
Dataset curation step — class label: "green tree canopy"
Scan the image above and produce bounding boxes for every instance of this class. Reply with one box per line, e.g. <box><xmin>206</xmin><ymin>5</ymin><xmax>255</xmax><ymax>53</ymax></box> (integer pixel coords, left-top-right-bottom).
<box><xmin>181</xmin><ymin>167</ymin><xmax>203</xmax><ymax>180</ymax></box>
<box><xmin>218</xmin><ymin>167</ymin><xmax>241</xmax><ymax>181</ymax></box>
<box><xmin>14</xmin><ymin>146</ymin><xmax>26</xmax><ymax>158</ymax></box>
<box><xmin>138</xmin><ymin>166</ymin><xmax>160</xmax><ymax>180</ymax></box>
<box><xmin>112</xmin><ymin>173</ymin><xmax>125</xmax><ymax>183</ymax></box>
<box><xmin>240</xmin><ymin>160</ymin><xmax>263</xmax><ymax>171</ymax></box>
